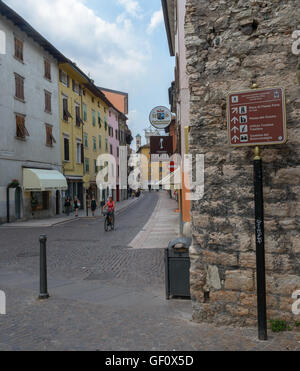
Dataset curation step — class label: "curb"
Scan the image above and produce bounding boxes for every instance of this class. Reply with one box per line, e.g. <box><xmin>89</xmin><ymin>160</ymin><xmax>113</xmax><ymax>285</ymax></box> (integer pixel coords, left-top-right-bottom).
<box><xmin>0</xmin><ymin>194</ymin><xmax>146</xmax><ymax>228</ymax></box>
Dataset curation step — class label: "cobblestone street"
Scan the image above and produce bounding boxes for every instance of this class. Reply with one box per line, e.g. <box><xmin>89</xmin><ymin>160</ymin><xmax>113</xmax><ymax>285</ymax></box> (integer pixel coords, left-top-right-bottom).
<box><xmin>0</xmin><ymin>191</ymin><xmax>300</xmax><ymax>351</ymax></box>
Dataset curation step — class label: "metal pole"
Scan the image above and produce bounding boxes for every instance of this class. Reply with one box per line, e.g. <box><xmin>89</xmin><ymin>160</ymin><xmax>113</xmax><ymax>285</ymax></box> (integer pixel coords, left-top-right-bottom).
<box><xmin>253</xmin><ymin>146</ymin><xmax>268</xmax><ymax>341</ymax></box>
<box><xmin>39</xmin><ymin>235</ymin><xmax>49</xmax><ymax>300</ymax></box>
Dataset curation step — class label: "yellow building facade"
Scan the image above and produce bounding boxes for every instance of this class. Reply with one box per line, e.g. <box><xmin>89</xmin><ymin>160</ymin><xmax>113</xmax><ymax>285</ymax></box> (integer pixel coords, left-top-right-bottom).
<box><xmin>82</xmin><ymin>83</ymin><xmax>109</xmax><ymax>204</ymax></box>
<box><xmin>59</xmin><ymin>62</ymin><xmax>88</xmax><ymax>206</ymax></box>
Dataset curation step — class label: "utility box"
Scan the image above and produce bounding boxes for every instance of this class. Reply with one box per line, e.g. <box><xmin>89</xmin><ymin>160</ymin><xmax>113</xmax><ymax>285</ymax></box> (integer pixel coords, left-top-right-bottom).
<box><xmin>165</xmin><ymin>237</ymin><xmax>191</xmax><ymax>300</ymax></box>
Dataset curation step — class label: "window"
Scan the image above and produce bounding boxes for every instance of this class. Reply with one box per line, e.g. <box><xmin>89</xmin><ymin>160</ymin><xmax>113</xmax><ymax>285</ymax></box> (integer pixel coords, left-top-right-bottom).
<box><xmin>15</xmin><ymin>74</ymin><xmax>24</xmax><ymax>101</ymax></box>
<box><xmin>83</xmin><ymin>104</ymin><xmax>87</xmax><ymax>121</ymax></box>
<box><xmin>98</xmin><ymin>112</ymin><xmax>101</xmax><ymax>127</ymax></box>
<box><xmin>62</xmin><ymin>97</ymin><xmax>72</xmax><ymax>121</ymax></box>
<box><xmin>44</xmin><ymin>59</ymin><xmax>51</xmax><ymax>80</ymax></box>
<box><xmin>110</xmin><ymin>144</ymin><xmax>113</xmax><ymax>155</ymax></box>
<box><xmin>117</xmin><ymin>147</ymin><xmax>119</xmax><ymax>158</ymax></box>
<box><xmin>45</xmin><ymin>125</ymin><xmax>56</xmax><ymax>147</ymax></box>
<box><xmin>59</xmin><ymin>70</ymin><xmax>69</xmax><ymax>87</ymax></box>
<box><xmin>115</xmin><ymin>130</ymin><xmax>118</xmax><ymax>139</ymax></box>
<box><xmin>64</xmin><ymin>137</ymin><xmax>70</xmax><ymax>161</ymax></box>
<box><xmin>104</xmin><ymin>119</ymin><xmax>108</xmax><ymax>131</ymax></box>
<box><xmin>14</xmin><ymin>37</ymin><xmax>23</xmax><ymax>62</ymax></box>
<box><xmin>92</xmin><ymin>110</ymin><xmax>96</xmax><ymax>127</ymax></box>
<box><xmin>31</xmin><ymin>192</ymin><xmax>49</xmax><ymax>211</ymax></box>
<box><xmin>84</xmin><ymin>133</ymin><xmax>88</xmax><ymax>148</ymax></box>
<box><xmin>75</xmin><ymin>105</ymin><xmax>83</xmax><ymax>127</ymax></box>
<box><xmin>93</xmin><ymin>137</ymin><xmax>97</xmax><ymax>151</ymax></box>
<box><xmin>76</xmin><ymin>141</ymin><xmax>82</xmax><ymax>164</ymax></box>
<box><xmin>45</xmin><ymin>91</ymin><xmax>52</xmax><ymax>113</ymax></box>
<box><xmin>85</xmin><ymin>158</ymin><xmax>90</xmax><ymax>174</ymax></box>
<box><xmin>94</xmin><ymin>159</ymin><xmax>97</xmax><ymax>174</ymax></box>
<box><xmin>105</xmin><ymin>138</ymin><xmax>108</xmax><ymax>152</ymax></box>
<box><xmin>72</xmin><ymin>80</ymin><xmax>81</xmax><ymax>95</ymax></box>
<box><xmin>16</xmin><ymin>114</ymin><xmax>29</xmax><ymax>139</ymax></box>
<box><xmin>99</xmin><ymin>135</ymin><xmax>102</xmax><ymax>149</ymax></box>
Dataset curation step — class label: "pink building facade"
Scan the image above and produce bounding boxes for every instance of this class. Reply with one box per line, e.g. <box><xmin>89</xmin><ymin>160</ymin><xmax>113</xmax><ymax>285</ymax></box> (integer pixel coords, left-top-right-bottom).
<box><xmin>108</xmin><ymin>107</ymin><xmax>120</xmax><ymax>202</ymax></box>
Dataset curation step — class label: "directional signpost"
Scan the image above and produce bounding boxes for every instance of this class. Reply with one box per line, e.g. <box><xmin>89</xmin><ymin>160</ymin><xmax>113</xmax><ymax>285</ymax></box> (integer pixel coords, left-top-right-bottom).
<box><xmin>228</xmin><ymin>87</ymin><xmax>287</xmax><ymax>147</ymax></box>
<box><xmin>227</xmin><ymin>86</ymin><xmax>288</xmax><ymax>341</ymax></box>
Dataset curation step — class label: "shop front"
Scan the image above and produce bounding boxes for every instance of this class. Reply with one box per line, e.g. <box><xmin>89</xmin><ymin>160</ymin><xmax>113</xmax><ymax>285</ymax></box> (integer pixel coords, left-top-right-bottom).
<box><xmin>23</xmin><ymin>168</ymin><xmax>68</xmax><ymax>220</ymax></box>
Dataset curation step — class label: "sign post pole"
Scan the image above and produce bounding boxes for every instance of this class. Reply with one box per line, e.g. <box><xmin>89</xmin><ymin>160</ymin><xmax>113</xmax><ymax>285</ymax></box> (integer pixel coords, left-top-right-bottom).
<box><xmin>253</xmin><ymin>146</ymin><xmax>268</xmax><ymax>341</ymax></box>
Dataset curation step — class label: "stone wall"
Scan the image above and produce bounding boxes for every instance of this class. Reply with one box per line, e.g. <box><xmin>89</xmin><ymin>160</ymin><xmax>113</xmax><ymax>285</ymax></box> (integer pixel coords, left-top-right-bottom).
<box><xmin>185</xmin><ymin>0</ymin><xmax>300</xmax><ymax>327</ymax></box>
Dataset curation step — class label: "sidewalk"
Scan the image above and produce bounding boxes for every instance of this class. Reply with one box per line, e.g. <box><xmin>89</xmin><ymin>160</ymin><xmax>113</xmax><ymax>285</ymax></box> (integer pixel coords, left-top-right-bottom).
<box><xmin>129</xmin><ymin>191</ymin><xmax>179</xmax><ymax>249</ymax></box>
<box><xmin>0</xmin><ymin>194</ymin><xmax>144</xmax><ymax>228</ymax></box>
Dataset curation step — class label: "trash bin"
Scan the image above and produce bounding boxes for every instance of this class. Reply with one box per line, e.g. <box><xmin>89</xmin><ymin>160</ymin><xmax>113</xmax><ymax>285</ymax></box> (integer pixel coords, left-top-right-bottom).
<box><xmin>165</xmin><ymin>237</ymin><xmax>192</xmax><ymax>300</ymax></box>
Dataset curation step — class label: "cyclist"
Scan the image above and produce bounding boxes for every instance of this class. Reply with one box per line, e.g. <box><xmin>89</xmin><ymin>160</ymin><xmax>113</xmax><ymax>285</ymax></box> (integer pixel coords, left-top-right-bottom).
<box><xmin>104</xmin><ymin>197</ymin><xmax>115</xmax><ymax>226</ymax></box>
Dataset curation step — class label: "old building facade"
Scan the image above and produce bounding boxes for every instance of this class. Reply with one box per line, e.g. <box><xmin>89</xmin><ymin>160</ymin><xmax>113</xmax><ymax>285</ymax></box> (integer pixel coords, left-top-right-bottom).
<box><xmin>0</xmin><ymin>3</ymin><xmax>67</xmax><ymax>223</ymax></box>
<box><xmin>183</xmin><ymin>0</ymin><xmax>300</xmax><ymax>326</ymax></box>
<box><xmin>162</xmin><ymin>0</ymin><xmax>191</xmax><ymax>237</ymax></box>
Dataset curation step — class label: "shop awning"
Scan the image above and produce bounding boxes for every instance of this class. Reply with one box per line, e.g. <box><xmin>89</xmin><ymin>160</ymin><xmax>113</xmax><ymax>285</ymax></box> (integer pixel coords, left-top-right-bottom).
<box><xmin>23</xmin><ymin>169</ymin><xmax>68</xmax><ymax>191</ymax></box>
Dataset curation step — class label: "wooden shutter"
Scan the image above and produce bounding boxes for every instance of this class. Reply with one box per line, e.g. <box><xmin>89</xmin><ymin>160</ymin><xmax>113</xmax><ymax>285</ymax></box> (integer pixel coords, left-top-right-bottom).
<box><xmin>46</xmin><ymin>125</ymin><xmax>51</xmax><ymax>146</ymax></box>
<box><xmin>45</xmin><ymin>92</ymin><xmax>51</xmax><ymax>113</ymax></box>
<box><xmin>15</xmin><ymin>74</ymin><xmax>24</xmax><ymax>100</ymax></box>
<box><xmin>16</xmin><ymin>115</ymin><xmax>29</xmax><ymax>138</ymax></box>
<box><xmin>50</xmin><ymin>131</ymin><xmax>56</xmax><ymax>145</ymax></box>
<box><xmin>44</xmin><ymin>60</ymin><xmax>51</xmax><ymax>80</ymax></box>
<box><xmin>14</xmin><ymin>38</ymin><xmax>23</xmax><ymax>61</ymax></box>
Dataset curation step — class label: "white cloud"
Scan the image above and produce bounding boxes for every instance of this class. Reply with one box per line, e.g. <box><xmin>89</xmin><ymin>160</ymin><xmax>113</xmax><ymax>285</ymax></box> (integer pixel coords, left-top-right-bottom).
<box><xmin>147</xmin><ymin>9</ymin><xmax>163</xmax><ymax>34</ymax></box>
<box><xmin>4</xmin><ymin>0</ymin><xmax>150</xmax><ymax>89</ymax></box>
<box><xmin>117</xmin><ymin>0</ymin><xmax>142</xmax><ymax>18</ymax></box>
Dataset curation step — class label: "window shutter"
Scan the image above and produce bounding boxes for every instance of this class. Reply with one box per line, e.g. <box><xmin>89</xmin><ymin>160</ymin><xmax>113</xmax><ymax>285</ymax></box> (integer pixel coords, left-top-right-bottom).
<box><xmin>59</xmin><ymin>69</ymin><xmax>63</xmax><ymax>83</ymax></box>
<box><xmin>46</xmin><ymin>125</ymin><xmax>51</xmax><ymax>145</ymax></box>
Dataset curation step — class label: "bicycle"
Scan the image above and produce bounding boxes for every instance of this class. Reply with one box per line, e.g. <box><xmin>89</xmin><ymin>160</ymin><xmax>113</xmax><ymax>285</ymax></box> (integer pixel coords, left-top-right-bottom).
<box><xmin>103</xmin><ymin>211</ymin><xmax>115</xmax><ymax>232</ymax></box>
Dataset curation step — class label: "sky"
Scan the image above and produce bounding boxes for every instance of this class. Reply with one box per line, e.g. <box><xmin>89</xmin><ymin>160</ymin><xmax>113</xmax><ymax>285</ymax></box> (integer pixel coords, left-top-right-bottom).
<box><xmin>4</xmin><ymin>0</ymin><xmax>175</xmax><ymax>149</ymax></box>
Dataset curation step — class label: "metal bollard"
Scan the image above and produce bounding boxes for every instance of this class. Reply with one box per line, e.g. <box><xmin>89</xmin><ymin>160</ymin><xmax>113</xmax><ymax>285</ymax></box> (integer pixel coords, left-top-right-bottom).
<box><xmin>39</xmin><ymin>235</ymin><xmax>50</xmax><ymax>300</ymax></box>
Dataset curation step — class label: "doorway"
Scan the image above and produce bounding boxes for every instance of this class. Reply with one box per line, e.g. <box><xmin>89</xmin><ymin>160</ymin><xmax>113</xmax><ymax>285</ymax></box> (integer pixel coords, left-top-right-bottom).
<box><xmin>56</xmin><ymin>190</ymin><xmax>60</xmax><ymax>215</ymax></box>
<box><xmin>15</xmin><ymin>187</ymin><xmax>21</xmax><ymax>220</ymax></box>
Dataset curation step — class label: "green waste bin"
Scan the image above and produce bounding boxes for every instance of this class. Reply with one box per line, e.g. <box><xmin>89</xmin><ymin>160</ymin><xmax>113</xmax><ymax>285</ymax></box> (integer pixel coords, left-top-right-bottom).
<box><xmin>165</xmin><ymin>237</ymin><xmax>191</xmax><ymax>300</ymax></box>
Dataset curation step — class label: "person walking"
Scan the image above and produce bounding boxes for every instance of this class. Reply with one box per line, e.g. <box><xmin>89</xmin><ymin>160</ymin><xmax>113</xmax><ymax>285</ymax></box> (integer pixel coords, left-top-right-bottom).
<box><xmin>91</xmin><ymin>196</ymin><xmax>97</xmax><ymax>217</ymax></box>
<box><xmin>74</xmin><ymin>196</ymin><xmax>80</xmax><ymax>217</ymax></box>
<box><xmin>64</xmin><ymin>197</ymin><xmax>71</xmax><ymax>216</ymax></box>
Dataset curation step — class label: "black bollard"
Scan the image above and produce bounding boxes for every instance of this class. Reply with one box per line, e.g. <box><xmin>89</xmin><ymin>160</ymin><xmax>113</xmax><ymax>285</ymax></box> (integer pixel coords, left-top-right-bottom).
<box><xmin>39</xmin><ymin>235</ymin><xmax>50</xmax><ymax>300</ymax></box>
